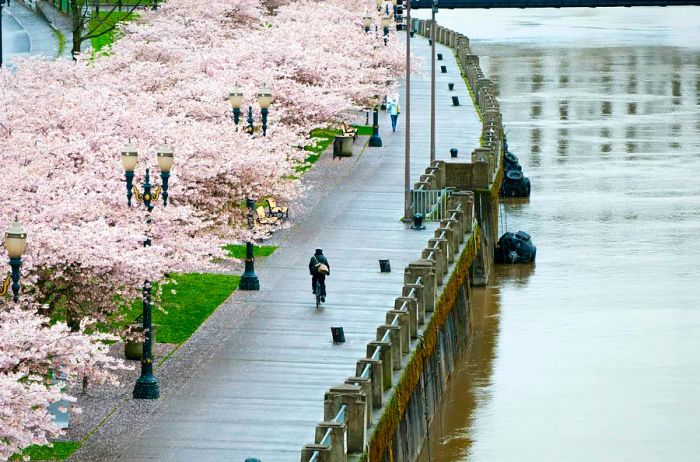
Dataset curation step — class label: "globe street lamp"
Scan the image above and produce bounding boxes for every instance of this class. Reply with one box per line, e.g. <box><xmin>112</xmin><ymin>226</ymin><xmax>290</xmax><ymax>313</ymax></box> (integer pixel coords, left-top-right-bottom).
<box><xmin>240</xmin><ymin>87</ymin><xmax>273</xmax><ymax>136</ymax></box>
<box><xmin>381</xmin><ymin>15</ymin><xmax>391</xmax><ymax>45</ymax></box>
<box><xmin>257</xmin><ymin>87</ymin><xmax>272</xmax><ymax>137</ymax></box>
<box><xmin>363</xmin><ymin>14</ymin><xmax>372</xmax><ymax>33</ymax></box>
<box><xmin>239</xmin><ymin>198</ymin><xmax>259</xmax><ymax>291</ymax></box>
<box><xmin>156</xmin><ymin>144</ymin><xmax>174</xmax><ymax>206</ymax></box>
<box><xmin>229</xmin><ymin>87</ymin><xmax>244</xmax><ymax>129</ymax></box>
<box><xmin>1</xmin><ymin>218</ymin><xmax>27</xmax><ymax>302</ymax></box>
<box><xmin>120</xmin><ymin>142</ymin><xmax>175</xmax><ymax>400</ymax></box>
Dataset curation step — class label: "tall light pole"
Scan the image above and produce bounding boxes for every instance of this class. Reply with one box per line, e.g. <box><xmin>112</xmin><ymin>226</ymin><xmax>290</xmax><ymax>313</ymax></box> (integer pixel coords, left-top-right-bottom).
<box><xmin>430</xmin><ymin>0</ymin><xmax>438</xmax><ymax>162</ymax></box>
<box><xmin>0</xmin><ymin>0</ymin><xmax>6</xmax><ymax>68</ymax></box>
<box><xmin>404</xmin><ymin>0</ymin><xmax>412</xmax><ymax>221</ymax></box>
<box><xmin>121</xmin><ymin>142</ymin><xmax>175</xmax><ymax>400</ymax></box>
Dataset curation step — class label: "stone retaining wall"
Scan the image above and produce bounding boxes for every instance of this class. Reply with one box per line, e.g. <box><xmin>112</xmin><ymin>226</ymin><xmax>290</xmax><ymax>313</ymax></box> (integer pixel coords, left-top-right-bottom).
<box><xmin>299</xmin><ymin>22</ymin><xmax>506</xmax><ymax>462</ymax></box>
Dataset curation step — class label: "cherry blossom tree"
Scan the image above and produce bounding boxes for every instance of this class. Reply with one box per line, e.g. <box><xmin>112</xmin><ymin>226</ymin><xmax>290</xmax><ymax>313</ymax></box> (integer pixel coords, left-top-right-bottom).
<box><xmin>0</xmin><ymin>307</ymin><xmax>129</xmax><ymax>460</ymax></box>
<box><xmin>0</xmin><ymin>0</ymin><xmax>405</xmax><ymax>455</ymax></box>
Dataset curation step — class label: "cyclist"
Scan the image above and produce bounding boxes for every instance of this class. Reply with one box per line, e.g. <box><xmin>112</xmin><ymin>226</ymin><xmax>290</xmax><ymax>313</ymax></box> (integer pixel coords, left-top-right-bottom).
<box><xmin>309</xmin><ymin>248</ymin><xmax>330</xmax><ymax>302</ymax></box>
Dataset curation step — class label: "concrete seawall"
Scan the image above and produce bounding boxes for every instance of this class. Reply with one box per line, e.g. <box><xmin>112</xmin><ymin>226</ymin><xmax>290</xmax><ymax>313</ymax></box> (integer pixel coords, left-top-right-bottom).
<box><xmin>299</xmin><ymin>21</ymin><xmax>505</xmax><ymax>462</ymax></box>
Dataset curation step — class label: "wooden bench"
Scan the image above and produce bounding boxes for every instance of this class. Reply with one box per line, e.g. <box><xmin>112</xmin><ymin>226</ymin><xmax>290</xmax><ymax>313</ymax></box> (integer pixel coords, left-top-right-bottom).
<box><xmin>340</xmin><ymin>122</ymin><xmax>358</xmax><ymax>141</ymax></box>
<box><xmin>256</xmin><ymin>206</ymin><xmax>278</xmax><ymax>224</ymax></box>
<box><xmin>266</xmin><ymin>198</ymin><xmax>288</xmax><ymax>219</ymax></box>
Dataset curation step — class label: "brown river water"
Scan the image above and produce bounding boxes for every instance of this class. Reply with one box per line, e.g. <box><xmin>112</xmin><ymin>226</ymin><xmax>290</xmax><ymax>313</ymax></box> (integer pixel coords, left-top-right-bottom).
<box><xmin>414</xmin><ymin>6</ymin><xmax>700</xmax><ymax>461</ymax></box>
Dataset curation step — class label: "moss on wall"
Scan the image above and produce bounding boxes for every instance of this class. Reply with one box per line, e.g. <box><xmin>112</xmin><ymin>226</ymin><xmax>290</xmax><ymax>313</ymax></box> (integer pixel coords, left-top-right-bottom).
<box><xmin>364</xmin><ymin>227</ymin><xmax>481</xmax><ymax>462</ymax></box>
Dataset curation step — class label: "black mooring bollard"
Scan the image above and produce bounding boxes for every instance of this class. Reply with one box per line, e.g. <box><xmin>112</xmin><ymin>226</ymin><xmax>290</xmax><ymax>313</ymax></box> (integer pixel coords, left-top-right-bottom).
<box><xmin>331</xmin><ymin>327</ymin><xmax>346</xmax><ymax>343</ymax></box>
<box><xmin>411</xmin><ymin>213</ymin><xmax>425</xmax><ymax>230</ymax></box>
<box><xmin>437</xmin><ymin>53</ymin><xmax>443</xmax><ymax>60</ymax></box>
<box><xmin>452</xmin><ymin>96</ymin><xmax>460</xmax><ymax>106</ymax></box>
<box><xmin>379</xmin><ymin>259</ymin><xmax>391</xmax><ymax>273</ymax></box>
<box><xmin>448</xmin><ymin>82</ymin><xmax>454</xmax><ymax>91</ymax></box>
<box><xmin>440</xmin><ymin>65</ymin><xmax>447</xmax><ymax>73</ymax></box>
<box><xmin>450</xmin><ymin>148</ymin><xmax>458</xmax><ymax>158</ymax></box>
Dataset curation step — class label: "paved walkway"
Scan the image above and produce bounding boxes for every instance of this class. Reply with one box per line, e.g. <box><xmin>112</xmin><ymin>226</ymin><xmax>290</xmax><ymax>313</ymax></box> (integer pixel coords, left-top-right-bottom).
<box><xmin>72</xmin><ymin>34</ymin><xmax>481</xmax><ymax>462</ymax></box>
<box><xmin>1</xmin><ymin>1</ymin><xmax>63</xmax><ymax>66</ymax></box>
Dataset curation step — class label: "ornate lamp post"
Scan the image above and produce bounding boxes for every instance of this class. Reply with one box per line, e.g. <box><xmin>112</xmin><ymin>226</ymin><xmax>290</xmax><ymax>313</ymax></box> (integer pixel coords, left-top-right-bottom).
<box><xmin>368</xmin><ymin>98</ymin><xmax>383</xmax><ymax>148</ymax></box>
<box><xmin>381</xmin><ymin>15</ymin><xmax>391</xmax><ymax>45</ymax></box>
<box><xmin>1</xmin><ymin>218</ymin><xmax>27</xmax><ymax>302</ymax></box>
<box><xmin>240</xmin><ymin>88</ymin><xmax>273</xmax><ymax>136</ymax></box>
<box><xmin>239</xmin><ymin>198</ymin><xmax>260</xmax><ymax>291</ymax></box>
<box><xmin>120</xmin><ymin>142</ymin><xmax>175</xmax><ymax>400</ymax></box>
<box><xmin>229</xmin><ymin>87</ymin><xmax>244</xmax><ymax>129</ymax></box>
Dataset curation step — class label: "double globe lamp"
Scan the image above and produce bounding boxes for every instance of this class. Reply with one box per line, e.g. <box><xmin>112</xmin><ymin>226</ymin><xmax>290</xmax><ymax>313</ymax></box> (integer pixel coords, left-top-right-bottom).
<box><xmin>229</xmin><ymin>87</ymin><xmax>273</xmax><ymax>136</ymax></box>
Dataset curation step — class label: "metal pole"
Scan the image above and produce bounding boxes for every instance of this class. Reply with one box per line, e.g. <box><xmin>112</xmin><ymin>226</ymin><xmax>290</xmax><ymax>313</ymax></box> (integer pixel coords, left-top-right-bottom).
<box><xmin>369</xmin><ymin>106</ymin><xmax>383</xmax><ymax>147</ymax></box>
<box><xmin>240</xmin><ymin>198</ymin><xmax>260</xmax><ymax>290</ymax></box>
<box><xmin>133</xmin><ymin>170</ymin><xmax>160</xmax><ymax>400</ymax></box>
<box><xmin>404</xmin><ymin>0</ymin><xmax>412</xmax><ymax>221</ymax></box>
<box><xmin>1</xmin><ymin>1</ymin><xmax>4</xmax><ymax>68</ymax></box>
<box><xmin>430</xmin><ymin>1</ymin><xmax>437</xmax><ymax>162</ymax></box>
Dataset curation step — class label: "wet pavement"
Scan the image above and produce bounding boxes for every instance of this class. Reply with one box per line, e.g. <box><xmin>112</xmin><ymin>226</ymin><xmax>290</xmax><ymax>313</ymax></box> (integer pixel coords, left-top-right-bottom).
<box><xmin>1</xmin><ymin>2</ymin><xmax>62</xmax><ymax>68</ymax></box>
<box><xmin>1</xmin><ymin>5</ymin><xmax>31</xmax><ymax>66</ymax></box>
<box><xmin>71</xmin><ymin>33</ymin><xmax>482</xmax><ymax>462</ymax></box>
<box><xmin>415</xmin><ymin>6</ymin><xmax>700</xmax><ymax>462</ymax></box>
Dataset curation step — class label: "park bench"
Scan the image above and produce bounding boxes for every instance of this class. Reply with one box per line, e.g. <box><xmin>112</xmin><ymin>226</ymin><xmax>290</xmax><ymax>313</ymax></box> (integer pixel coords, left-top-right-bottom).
<box><xmin>256</xmin><ymin>206</ymin><xmax>278</xmax><ymax>225</ymax></box>
<box><xmin>266</xmin><ymin>198</ymin><xmax>288</xmax><ymax>219</ymax></box>
<box><xmin>340</xmin><ymin>122</ymin><xmax>358</xmax><ymax>141</ymax></box>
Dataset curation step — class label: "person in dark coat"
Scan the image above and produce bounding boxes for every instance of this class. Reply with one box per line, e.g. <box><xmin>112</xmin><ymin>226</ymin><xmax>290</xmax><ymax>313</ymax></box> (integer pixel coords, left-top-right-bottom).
<box><xmin>309</xmin><ymin>248</ymin><xmax>330</xmax><ymax>301</ymax></box>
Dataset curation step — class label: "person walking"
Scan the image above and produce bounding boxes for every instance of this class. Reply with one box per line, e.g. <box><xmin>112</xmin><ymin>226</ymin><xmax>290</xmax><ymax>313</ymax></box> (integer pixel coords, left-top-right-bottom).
<box><xmin>309</xmin><ymin>248</ymin><xmax>330</xmax><ymax>302</ymax></box>
<box><xmin>387</xmin><ymin>98</ymin><xmax>400</xmax><ymax>132</ymax></box>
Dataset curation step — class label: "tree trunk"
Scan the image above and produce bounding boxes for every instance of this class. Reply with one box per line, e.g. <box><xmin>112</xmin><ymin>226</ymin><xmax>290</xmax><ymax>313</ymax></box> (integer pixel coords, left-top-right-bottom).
<box><xmin>70</xmin><ymin>0</ymin><xmax>82</xmax><ymax>59</ymax></box>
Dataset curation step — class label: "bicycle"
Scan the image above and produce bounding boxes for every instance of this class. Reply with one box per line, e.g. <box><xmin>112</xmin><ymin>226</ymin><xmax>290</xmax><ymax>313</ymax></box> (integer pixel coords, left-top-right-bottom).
<box><xmin>314</xmin><ymin>279</ymin><xmax>323</xmax><ymax>309</ymax></box>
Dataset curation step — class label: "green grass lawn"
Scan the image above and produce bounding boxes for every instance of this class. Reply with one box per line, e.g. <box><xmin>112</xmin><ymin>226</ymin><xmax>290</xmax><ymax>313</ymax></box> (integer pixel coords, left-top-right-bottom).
<box><xmin>295</xmin><ymin>128</ymin><xmax>341</xmax><ymax>173</ymax></box>
<box><xmin>354</xmin><ymin>125</ymin><xmax>373</xmax><ymax>136</ymax></box>
<box><xmin>224</xmin><ymin>244</ymin><xmax>278</xmax><ymax>259</ymax></box>
<box><xmin>12</xmin><ymin>442</ymin><xmax>81</xmax><ymax>461</ymax></box>
<box><xmin>123</xmin><ymin>273</ymin><xmax>240</xmax><ymax>344</ymax></box>
<box><xmin>293</xmin><ymin>125</ymin><xmax>370</xmax><ymax>173</ymax></box>
<box><xmin>88</xmin><ymin>11</ymin><xmax>138</xmax><ymax>51</ymax></box>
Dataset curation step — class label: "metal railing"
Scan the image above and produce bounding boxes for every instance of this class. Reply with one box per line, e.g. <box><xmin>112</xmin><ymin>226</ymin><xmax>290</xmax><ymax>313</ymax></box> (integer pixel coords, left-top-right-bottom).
<box><xmin>411</xmin><ymin>188</ymin><xmax>453</xmax><ymax>221</ymax></box>
<box><xmin>360</xmin><ymin>276</ymin><xmax>422</xmax><ymax>380</ymax></box>
<box><xmin>308</xmin><ymin>404</ymin><xmax>348</xmax><ymax>462</ymax></box>
<box><xmin>361</xmin><ymin>202</ymin><xmax>463</xmax><ymax>380</ymax></box>
<box><xmin>311</xmin><ymin>201</ymin><xmax>467</xmax><ymax>460</ymax></box>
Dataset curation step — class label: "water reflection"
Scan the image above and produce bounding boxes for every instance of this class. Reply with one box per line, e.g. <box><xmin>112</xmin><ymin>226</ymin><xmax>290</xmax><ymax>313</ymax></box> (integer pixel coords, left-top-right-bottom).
<box><xmin>529</xmin><ymin>127</ymin><xmax>541</xmax><ymax>167</ymax></box>
<box><xmin>531</xmin><ymin>58</ymin><xmax>544</xmax><ymax>92</ymax></box>
<box><xmin>558</xmin><ymin>101</ymin><xmax>568</xmax><ymax>121</ymax></box>
<box><xmin>557</xmin><ymin>128</ymin><xmax>569</xmax><ymax>161</ymax></box>
<box><xmin>416</xmin><ymin>266</ymin><xmax>535</xmax><ymax>462</ymax></box>
<box><xmin>625</xmin><ymin>125</ymin><xmax>637</xmax><ymax>154</ymax></box>
<box><xmin>414</xmin><ymin>5</ymin><xmax>700</xmax><ymax>461</ymax></box>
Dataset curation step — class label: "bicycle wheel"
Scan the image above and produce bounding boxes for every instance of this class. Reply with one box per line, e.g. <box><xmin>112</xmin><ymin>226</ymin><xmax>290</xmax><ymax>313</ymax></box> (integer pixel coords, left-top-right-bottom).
<box><xmin>315</xmin><ymin>282</ymin><xmax>321</xmax><ymax>309</ymax></box>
